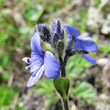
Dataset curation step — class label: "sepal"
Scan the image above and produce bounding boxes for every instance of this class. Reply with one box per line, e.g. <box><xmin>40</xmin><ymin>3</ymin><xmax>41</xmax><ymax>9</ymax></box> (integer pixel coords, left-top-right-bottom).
<box><xmin>57</xmin><ymin>40</ymin><xmax>64</xmax><ymax>56</ymax></box>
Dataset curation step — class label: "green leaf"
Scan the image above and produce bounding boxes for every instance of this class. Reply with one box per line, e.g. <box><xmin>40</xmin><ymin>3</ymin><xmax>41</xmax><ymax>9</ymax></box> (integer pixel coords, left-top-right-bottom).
<box><xmin>0</xmin><ymin>87</ymin><xmax>16</xmax><ymax>106</ymax></box>
<box><xmin>18</xmin><ymin>26</ymin><xmax>30</xmax><ymax>34</ymax></box>
<box><xmin>66</xmin><ymin>55</ymin><xmax>92</xmax><ymax>78</ymax></box>
<box><xmin>0</xmin><ymin>32</ymin><xmax>8</xmax><ymax>46</ymax></box>
<box><xmin>35</xmin><ymin>79</ymin><xmax>54</xmax><ymax>94</ymax></box>
<box><xmin>67</xmin><ymin>55</ymin><xmax>92</xmax><ymax>68</ymax></box>
<box><xmin>70</xmin><ymin>81</ymin><xmax>96</xmax><ymax>104</ymax></box>
<box><xmin>0</xmin><ymin>72</ymin><xmax>9</xmax><ymax>81</ymax></box>
<box><xmin>0</xmin><ymin>53</ymin><xmax>9</xmax><ymax>67</ymax></box>
<box><xmin>99</xmin><ymin>45</ymin><xmax>110</xmax><ymax>55</ymax></box>
<box><xmin>45</xmin><ymin>93</ymin><xmax>58</xmax><ymax>106</ymax></box>
<box><xmin>24</xmin><ymin>6</ymin><xmax>44</xmax><ymax>22</ymax></box>
<box><xmin>54</xmin><ymin>77</ymin><xmax>70</xmax><ymax>99</ymax></box>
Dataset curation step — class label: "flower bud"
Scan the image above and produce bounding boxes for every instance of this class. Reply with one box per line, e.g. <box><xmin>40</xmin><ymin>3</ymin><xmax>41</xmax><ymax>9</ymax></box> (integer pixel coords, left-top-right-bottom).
<box><xmin>57</xmin><ymin>40</ymin><xmax>64</xmax><ymax>56</ymax></box>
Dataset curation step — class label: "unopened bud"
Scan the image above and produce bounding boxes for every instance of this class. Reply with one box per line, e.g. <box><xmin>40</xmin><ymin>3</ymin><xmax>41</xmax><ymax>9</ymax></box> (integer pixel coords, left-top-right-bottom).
<box><xmin>57</xmin><ymin>40</ymin><xmax>64</xmax><ymax>56</ymax></box>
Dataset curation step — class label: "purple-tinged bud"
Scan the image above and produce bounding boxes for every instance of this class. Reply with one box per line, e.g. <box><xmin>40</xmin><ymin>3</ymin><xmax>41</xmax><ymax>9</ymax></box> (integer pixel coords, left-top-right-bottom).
<box><xmin>37</xmin><ymin>24</ymin><xmax>52</xmax><ymax>43</ymax></box>
<box><xmin>52</xmin><ymin>33</ymin><xmax>59</xmax><ymax>49</ymax></box>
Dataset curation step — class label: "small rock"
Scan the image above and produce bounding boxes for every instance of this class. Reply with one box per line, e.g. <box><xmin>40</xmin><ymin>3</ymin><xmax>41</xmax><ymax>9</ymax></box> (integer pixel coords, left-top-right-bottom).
<box><xmin>97</xmin><ymin>58</ymin><xmax>109</xmax><ymax>67</ymax></box>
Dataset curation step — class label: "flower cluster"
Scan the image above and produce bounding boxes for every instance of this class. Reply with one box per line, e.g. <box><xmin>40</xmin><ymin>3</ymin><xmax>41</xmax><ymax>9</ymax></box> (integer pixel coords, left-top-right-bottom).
<box><xmin>22</xmin><ymin>32</ymin><xmax>60</xmax><ymax>87</ymax></box>
<box><xmin>22</xmin><ymin>18</ymin><xmax>98</xmax><ymax>87</ymax></box>
<box><xmin>64</xmin><ymin>24</ymin><xmax>98</xmax><ymax>64</ymax></box>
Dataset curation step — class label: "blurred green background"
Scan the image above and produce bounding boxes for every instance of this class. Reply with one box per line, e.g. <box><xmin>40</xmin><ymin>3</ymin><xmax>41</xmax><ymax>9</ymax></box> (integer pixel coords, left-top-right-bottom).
<box><xmin>0</xmin><ymin>0</ymin><xmax>110</xmax><ymax>110</ymax></box>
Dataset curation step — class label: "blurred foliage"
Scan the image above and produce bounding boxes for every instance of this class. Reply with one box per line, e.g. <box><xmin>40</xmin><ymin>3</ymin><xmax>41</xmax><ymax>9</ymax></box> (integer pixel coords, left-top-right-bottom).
<box><xmin>0</xmin><ymin>0</ymin><xmax>110</xmax><ymax>109</ymax></box>
<box><xmin>24</xmin><ymin>6</ymin><xmax>44</xmax><ymax>21</ymax></box>
<box><xmin>66</xmin><ymin>55</ymin><xmax>92</xmax><ymax>75</ymax></box>
<box><xmin>0</xmin><ymin>86</ymin><xmax>24</xmax><ymax>110</ymax></box>
<box><xmin>68</xmin><ymin>9</ymin><xmax>88</xmax><ymax>33</ymax></box>
<box><xmin>0</xmin><ymin>87</ymin><xmax>15</xmax><ymax>106</ymax></box>
<box><xmin>35</xmin><ymin>79</ymin><xmax>59</xmax><ymax>106</ymax></box>
<box><xmin>99</xmin><ymin>45</ymin><xmax>110</xmax><ymax>55</ymax></box>
<box><xmin>35</xmin><ymin>79</ymin><xmax>54</xmax><ymax>94</ymax></box>
<box><xmin>70</xmin><ymin>81</ymin><xmax>96</xmax><ymax>104</ymax></box>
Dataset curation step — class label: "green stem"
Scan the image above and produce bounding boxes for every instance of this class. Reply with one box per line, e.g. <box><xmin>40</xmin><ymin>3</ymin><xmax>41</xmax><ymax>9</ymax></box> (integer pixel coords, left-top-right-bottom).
<box><xmin>61</xmin><ymin>97</ymin><xmax>69</xmax><ymax>110</ymax></box>
<box><xmin>58</xmin><ymin>56</ymin><xmax>66</xmax><ymax>77</ymax></box>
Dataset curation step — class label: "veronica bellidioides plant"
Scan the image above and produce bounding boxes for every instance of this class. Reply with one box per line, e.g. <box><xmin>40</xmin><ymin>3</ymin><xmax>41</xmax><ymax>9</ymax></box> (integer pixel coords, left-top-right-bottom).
<box><xmin>22</xmin><ymin>18</ymin><xmax>98</xmax><ymax>110</ymax></box>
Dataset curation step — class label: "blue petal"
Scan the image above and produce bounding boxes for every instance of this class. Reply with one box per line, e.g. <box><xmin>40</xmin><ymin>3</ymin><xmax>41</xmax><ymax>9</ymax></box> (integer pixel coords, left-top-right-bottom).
<box><xmin>74</xmin><ymin>40</ymin><xmax>84</xmax><ymax>50</ymax></box>
<box><xmin>31</xmin><ymin>32</ymin><xmax>43</xmax><ymax>56</ymax></box>
<box><xmin>27</xmin><ymin>65</ymin><xmax>44</xmax><ymax>87</ymax></box>
<box><xmin>76</xmin><ymin>35</ymin><xmax>98</xmax><ymax>52</ymax></box>
<box><xmin>25</xmin><ymin>52</ymin><xmax>43</xmax><ymax>73</ymax></box>
<box><xmin>82</xmin><ymin>54</ymin><xmax>96</xmax><ymax>64</ymax></box>
<box><xmin>30</xmin><ymin>52</ymin><xmax>43</xmax><ymax>73</ymax></box>
<box><xmin>30</xmin><ymin>52</ymin><xmax>43</xmax><ymax>63</ymax></box>
<box><xmin>44</xmin><ymin>51</ymin><xmax>60</xmax><ymax>78</ymax></box>
<box><xmin>38</xmin><ymin>23</ymin><xmax>43</xmax><ymax>33</ymax></box>
<box><xmin>64</xmin><ymin>24</ymin><xmax>79</xmax><ymax>39</ymax></box>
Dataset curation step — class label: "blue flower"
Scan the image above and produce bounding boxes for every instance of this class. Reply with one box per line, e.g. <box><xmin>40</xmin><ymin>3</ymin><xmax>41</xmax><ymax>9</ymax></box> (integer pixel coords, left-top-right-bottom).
<box><xmin>22</xmin><ymin>32</ymin><xmax>60</xmax><ymax>87</ymax></box>
<box><xmin>64</xmin><ymin>24</ymin><xmax>98</xmax><ymax>64</ymax></box>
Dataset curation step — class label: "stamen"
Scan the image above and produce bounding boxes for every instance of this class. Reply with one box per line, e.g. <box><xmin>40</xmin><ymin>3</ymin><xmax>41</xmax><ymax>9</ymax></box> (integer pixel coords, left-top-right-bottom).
<box><xmin>22</xmin><ymin>57</ymin><xmax>31</xmax><ymax>64</ymax></box>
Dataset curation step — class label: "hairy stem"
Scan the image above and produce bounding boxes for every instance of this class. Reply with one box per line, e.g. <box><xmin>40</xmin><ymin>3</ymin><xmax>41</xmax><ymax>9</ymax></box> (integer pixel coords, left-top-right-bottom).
<box><xmin>64</xmin><ymin>54</ymin><xmax>69</xmax><ymax>66</ymax></box>
<box><xmin>61</xmin><ymin>97</ymin><xmax>69</xmax><ymax>110</ymax></box>
<box><xmin>58</xmin><ymin>56</ymin><xmax>66</xmax><ymax>77</ymax></box>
